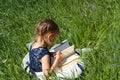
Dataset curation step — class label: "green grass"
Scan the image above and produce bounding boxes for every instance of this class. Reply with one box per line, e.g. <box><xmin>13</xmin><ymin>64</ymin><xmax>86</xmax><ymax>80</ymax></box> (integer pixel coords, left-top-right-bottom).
<box><xmin>0</xmin><ymin>0</ymin><xmax>120</xmax><ymax>80</ymax></box>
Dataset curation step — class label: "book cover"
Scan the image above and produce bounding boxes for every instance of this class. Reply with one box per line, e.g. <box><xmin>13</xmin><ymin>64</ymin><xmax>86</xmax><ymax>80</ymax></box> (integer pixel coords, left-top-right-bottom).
<box><xmin>49</xmin><ymin>39</ymin><xmax>70</xmax><ymax>52</ymax></box>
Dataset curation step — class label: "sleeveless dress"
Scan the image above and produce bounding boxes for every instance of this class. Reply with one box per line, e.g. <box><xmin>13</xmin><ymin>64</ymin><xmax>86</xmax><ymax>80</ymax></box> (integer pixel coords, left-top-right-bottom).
<box><xmin>22</xmin><ymin>42</ymin><xmax>84</xmax><ymax>80</ymax></box>
<box><xmin>29</xmin><ymin>46</ymin><xmax>50</xmax><ymax>72</ymax></box>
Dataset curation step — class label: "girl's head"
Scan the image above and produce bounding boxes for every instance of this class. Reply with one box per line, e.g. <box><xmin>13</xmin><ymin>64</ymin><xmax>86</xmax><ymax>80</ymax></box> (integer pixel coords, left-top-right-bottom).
<box><xmin>33</xmin><ymin>18</ymin><xmax>59</xmax><ymax>46</ymax></box>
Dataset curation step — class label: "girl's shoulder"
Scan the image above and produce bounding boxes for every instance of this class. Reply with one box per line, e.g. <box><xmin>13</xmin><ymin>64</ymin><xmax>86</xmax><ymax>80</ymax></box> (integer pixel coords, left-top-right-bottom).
<box><xmin>26</xmin><ymin>42</ymin><xmax>48</xmax><ymax>51</ymax></box>
<box><xmin>30</xmin><ymin>46</ymin><xmax>50</xmax><ymax>55</ymax></box>
<box><xmin>29</xmin><ymin>46</ymin><xmax>50</xmax><ymax>60</ymax></box>
<box><xmin>30</xmin><ymin>46</ymin><xmax>49</xmax><ymax>53</ymax></box>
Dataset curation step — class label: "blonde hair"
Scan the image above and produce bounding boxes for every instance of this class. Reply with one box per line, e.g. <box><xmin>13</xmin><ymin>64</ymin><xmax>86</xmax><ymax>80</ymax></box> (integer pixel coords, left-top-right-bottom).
<box><xmin>33</xmin><ymin>18</ymin><xmax>59</xmax><ymax>42</ymax></box>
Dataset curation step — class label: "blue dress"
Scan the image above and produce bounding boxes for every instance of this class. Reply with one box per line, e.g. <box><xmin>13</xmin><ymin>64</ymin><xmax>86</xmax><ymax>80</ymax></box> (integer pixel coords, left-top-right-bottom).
<box><xmin>29</xmin><ymin>45</ymin><xmax>51</xmax><ymax>72</ymax></box>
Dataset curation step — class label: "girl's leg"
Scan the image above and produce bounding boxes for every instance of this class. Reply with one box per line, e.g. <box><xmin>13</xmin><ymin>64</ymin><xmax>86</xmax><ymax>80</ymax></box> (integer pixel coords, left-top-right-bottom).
<box><xmin>55</xmin><ymin>62</ymin><xmax>84</xmax><ymax>79</ymax></box>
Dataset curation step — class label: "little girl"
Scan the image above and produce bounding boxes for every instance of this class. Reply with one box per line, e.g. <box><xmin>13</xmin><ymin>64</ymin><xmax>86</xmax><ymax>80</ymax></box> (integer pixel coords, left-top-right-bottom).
<box><xmin>23</xmin><ymin>18</ymin><xmax>84</xmax><ymax>80</ymax></box>
<box><xmin>28</xmin><ymin>18</ymin><xmax>62</xmax><ymax>78</ymax></box>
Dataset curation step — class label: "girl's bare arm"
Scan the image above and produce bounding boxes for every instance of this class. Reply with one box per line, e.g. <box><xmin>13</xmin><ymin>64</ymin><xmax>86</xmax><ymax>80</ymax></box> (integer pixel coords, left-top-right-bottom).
<box><xmin>41</xmin><ymin>51</ymin><xmax>62</xmax><ymax>77</ymax></box>
<box><xmin>41</xmin><ymin>55</ymin><xmax>50</xmax><ymax>77</ymax></box>
<box><xmin>50</xmin><ymin>51</ymin><xmax>62</xmax><ymax>70</ymax></box>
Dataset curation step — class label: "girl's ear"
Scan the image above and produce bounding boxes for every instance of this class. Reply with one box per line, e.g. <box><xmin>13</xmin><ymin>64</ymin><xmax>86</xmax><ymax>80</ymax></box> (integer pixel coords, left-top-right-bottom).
<box><xmin>47</xmin><ymin>33</ymin><xmax>57</xmax><ymax>44</ymax></box>
<box><xmin>47</xmin><ymin>33</ymin><xmax>52</xmax><ymax>39</ymax></box>
<box><xmin>48</xmin><ymin>33</ymin><xmax>53</xmax><ymax>42</ymax></box>
<box><xmin>48</xmin><ymin>33</ymin><xmax>56</xmax><ymax>43</ymax></box>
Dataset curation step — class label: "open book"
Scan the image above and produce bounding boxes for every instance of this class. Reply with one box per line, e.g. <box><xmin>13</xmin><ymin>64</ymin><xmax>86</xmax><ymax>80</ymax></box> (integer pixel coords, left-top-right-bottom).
<box><xmin>49</xmin><ymin>40</ymin><xmax>81</xmax><ymax>66</ymax></box>
<box><xmin>49</xmin><ymin>40</ymin><xmax>77</xmax><ymax>59</ymax></box>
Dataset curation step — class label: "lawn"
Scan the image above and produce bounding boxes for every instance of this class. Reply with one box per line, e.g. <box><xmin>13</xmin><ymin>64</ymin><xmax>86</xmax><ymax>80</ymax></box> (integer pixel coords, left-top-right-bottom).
<box><xmin>0</xmin><ymin>0</ymin><xmax>120</xmax><ymax>80</ymax></box>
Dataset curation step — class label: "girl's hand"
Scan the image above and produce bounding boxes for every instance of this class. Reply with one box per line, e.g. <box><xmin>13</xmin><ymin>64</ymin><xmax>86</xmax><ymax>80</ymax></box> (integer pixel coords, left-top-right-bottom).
<box><xmin>50</xmin><ymin>51</ymin><xmax>62</xmax><ymax>71</ymax></box>
<box><xmin>51</xmin><ymin>52</ymin><xmax>56</xmax><ymax>58</ymax></box>
<box><xmin>55</xmin><ymin>50</ymin><xmax>63</xmax><ymax>62</ymax></box>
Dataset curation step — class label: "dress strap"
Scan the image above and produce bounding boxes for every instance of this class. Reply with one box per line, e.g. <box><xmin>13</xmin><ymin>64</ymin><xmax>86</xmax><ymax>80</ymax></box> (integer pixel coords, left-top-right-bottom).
<box><xmin>29</xmin><ymin>42</ymin><xmax>35</xmax><ymax>51</ymax></box>
<box><xmin>30</xmin><ymin>44</ymin><xmax>32</xmax><ymax>51</ymax></box>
